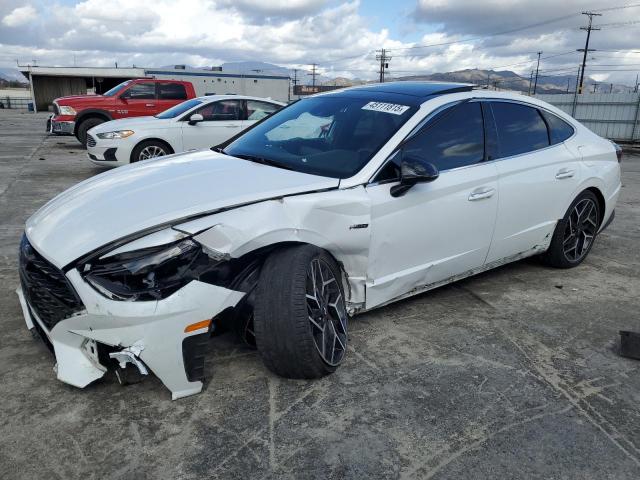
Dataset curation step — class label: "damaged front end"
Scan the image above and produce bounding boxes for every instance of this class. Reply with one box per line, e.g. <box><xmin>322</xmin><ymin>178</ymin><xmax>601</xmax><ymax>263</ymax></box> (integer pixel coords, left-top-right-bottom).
<box><xmin>17</xmin><ymin>231</ymin><xmax>259</xmax><ymax>400</ymax></box>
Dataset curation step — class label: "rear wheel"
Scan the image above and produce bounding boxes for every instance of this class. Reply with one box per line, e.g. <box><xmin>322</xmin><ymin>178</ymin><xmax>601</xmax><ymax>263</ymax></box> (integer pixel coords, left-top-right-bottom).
<box><xmin>253</xmin><ymin>245</ymin><xmax>348</xmax><ymax>378</ymax></box>
<box><xmin>76</xmin><ymin>117</ymin><xmax>105</xmax><ymax>146</ymax></box>
<box><xmin>131</xmin><ymin>140</ymin><xmax>171</xmax><ymax>163</ymax></box>
<box><xmin>542</xmin><ymin>190</ymin><xmax>600</xmax><ymax>268</ymax></box>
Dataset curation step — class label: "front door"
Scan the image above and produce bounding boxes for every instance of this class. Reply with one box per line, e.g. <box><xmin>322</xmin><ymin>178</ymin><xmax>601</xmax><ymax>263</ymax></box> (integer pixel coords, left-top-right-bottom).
<box><xmin>365</xmin><ymin>101</ymin><xmax>499</xmax><ymax>309</ymax></box>
<box><xmin>118</xmin><ymin>81</ymin><xmax>157</xmax><ymax>117</ymax></box>
<box><xmin>181</xmin><ymin>99</ymin><xmax>245</xmax><ymax>150</ymax></box>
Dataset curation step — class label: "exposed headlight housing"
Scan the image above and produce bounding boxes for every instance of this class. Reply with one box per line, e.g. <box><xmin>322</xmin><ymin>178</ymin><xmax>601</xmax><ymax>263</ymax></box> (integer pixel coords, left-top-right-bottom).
<box><xmin>97</xmin><ymin>130</ymin><xmax>135</xmax><ymax>140</ymax></box>
<box><xmin>82</xmin><ymin>239</ymin><xmax>214</xmax><ymax>301</ymax></box>
<box><xmin>58</xmin><ymin>105</ymin><xmax>77</xmax><ymax>116</ymax></box>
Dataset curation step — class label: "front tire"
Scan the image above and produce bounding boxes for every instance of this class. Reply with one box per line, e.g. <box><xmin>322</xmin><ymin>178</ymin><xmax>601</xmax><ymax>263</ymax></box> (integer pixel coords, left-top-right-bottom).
<box><xmin>253</xmin><ymin>245</ymin><xmax>348</xmax><ymax>379</ymax></box>
<box><xmin>542</xmin><ymin>190</ymin><xmax>600</xmax><ymax>268</ymax></box>
<box><xmin>130</xmin><ymin>140</ymin><xmax>171</xmax><ymax>163</ymax></box>
<box><xmin>76</xmin><ymin>117</ymin><xmax>105</xmax><ymax>146</ymax></box>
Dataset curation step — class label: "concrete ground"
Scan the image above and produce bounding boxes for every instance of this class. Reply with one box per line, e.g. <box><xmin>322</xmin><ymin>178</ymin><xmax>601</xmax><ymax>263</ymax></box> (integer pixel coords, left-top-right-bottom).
<box><xmin>0</xmin><ymin>109</ymin><xmax>639</xmax><ymax>480</ymax></box>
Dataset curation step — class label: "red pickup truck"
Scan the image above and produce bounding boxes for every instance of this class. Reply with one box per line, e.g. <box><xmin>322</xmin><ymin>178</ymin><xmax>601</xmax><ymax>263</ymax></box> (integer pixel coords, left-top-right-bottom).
<box><xmin>48</xmin><ymin>79</ymin><xmax>197</xmax><ymax>146</ymax></box>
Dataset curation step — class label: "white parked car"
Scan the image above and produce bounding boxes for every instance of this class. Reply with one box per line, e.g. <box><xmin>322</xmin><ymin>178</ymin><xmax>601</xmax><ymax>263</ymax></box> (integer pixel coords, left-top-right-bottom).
<box><xmin>18</xmin><ymin>82</ymin><xmax>621</xmax><ymax>399</ymax></box>
<box><xmin>86</xmin><ymin>95</ymin><xmax>285</xmax><ymax>166</ymax></box>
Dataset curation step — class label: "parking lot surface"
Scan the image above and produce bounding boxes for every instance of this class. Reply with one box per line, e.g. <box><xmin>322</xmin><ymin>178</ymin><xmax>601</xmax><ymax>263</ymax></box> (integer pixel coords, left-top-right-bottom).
<box><xmin>1</xmin><ymin>109</ymin><xmax>639</xmax><ymax>479</ymax></box>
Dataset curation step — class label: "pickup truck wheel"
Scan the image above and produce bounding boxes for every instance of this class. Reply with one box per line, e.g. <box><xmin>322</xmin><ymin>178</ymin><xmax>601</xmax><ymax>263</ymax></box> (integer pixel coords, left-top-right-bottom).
<box><xmin>253</xmin><ymin>245</ymin><xmax>348</xmax><ymax>379</ymax></box>
<box><xmin>76</xmin><ymin>117</ymin><xmax>105</xmax><ymax>146</ymax></box>
<box><xmin>131</xmin><ymin>140</ymin><xmax>171</xmax><ymax>163</ymax></box>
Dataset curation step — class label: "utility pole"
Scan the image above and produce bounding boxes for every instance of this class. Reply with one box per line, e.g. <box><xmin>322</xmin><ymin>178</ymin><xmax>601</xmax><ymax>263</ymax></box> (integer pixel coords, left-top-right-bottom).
<box><xmin>577</xmin><ymin>11</ymin><xmax>601</xmax><ymax>94</ymax></box>
<box><xmin>566</xmin><ymin>77</ymin><xmax>570</xmax><ymax>93</ymax></box>
<box><xmin>528</xmin><ymin>70</ymin><xmax>534</xmax><ymax>95</ymax></box>
<box><xmin>308</xmin><ymin>64</ymin><xmax>318</xmax><ymax>87</ymax></box>
<box><xmin>634</xmin><ymin>73</ymin><xmax>639</xmax><ymax>92</ymax></box>
<box><xmin>376</xmin><ymin>49</ymin><xmax>391</xmax><ymax>82</ymax></box>
<box><xmin>533</xmin><ymin>51</ymin><xmax>542</xmax><ymax>95</ymax></box>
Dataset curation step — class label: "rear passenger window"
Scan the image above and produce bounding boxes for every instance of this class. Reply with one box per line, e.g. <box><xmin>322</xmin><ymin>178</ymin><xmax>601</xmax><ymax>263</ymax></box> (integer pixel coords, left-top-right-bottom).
<box><xmin>541</xmin><ymin>110</ymin><xmax>574</xmax><ymax>144</ymax></box>
<box><xmin>158</xmin><ymin>83</ymin><xmax>187</xmax><ymax>100</ymax></box>
<box><xmin>247</xmin><ymin>100</ymin><xmax>280</xmax><ymax>120</ymax></box>
<box><xmin>491</xmin><ymin>102</ymin><xmax>549</xmax><ymax>157</ymax></box>
<box><xmin>402</xmin><ymin>101</ymin><xmax>485</xmax><ymax>172</ymax></box>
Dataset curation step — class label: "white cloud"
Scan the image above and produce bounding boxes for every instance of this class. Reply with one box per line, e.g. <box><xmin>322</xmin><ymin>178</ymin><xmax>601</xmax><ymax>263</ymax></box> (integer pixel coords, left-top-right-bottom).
<box><xmin>1</xmin><ymin>0</ymin><xmax>639</xmax><ymax>85</ymax></box>
<box><xmin>2</xmin><ymin>5</ymin><xmax>37</xmax><ymax>27</ymax></box>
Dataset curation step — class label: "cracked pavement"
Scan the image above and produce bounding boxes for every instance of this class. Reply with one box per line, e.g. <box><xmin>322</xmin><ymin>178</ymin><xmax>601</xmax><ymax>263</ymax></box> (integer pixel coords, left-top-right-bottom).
<box><xmin>1</xmin><ymin>110</ymin><xmax>639</xmax><ymax>479</ymax></box>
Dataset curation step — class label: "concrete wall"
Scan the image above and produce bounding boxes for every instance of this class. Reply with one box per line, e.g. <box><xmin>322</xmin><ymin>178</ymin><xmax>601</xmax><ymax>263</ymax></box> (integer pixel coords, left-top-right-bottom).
<box><xmin>149</xmin><ymin>70</ymin><xmax>290</xmax><ymax>102</ymax></box>
<box><xmin>533</xmin><ymin>92</ymin><xmax>640</xmax><ymax>142</ymax></box>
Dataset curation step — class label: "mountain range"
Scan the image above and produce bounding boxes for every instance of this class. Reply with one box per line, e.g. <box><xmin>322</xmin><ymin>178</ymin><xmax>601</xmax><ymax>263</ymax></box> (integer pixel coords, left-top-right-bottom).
<box><xmin>0</xmin><ymin>64</ymin><xmax>632</xmax><ymax>94</ymax></box>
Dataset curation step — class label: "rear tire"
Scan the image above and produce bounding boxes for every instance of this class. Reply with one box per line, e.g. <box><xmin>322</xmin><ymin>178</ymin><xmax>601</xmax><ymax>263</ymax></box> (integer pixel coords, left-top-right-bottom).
<box><xmin>541</xmin><ymin>190</ymin><xmax>601</xmax><ymax>268</ymax></box>
<box><xmin>253</xmin><ymin>245</ymin><xmax>348</xmax><ymax>379</ymax></box>
<box><xmin>76</xmin><ymin>117</ymin><xmax>105</xmax><ymax>146</ymax></box>
<box><xmin>130</xmin><ymin>140</ymin><xmax>171</xmax><ymax>163</ymax></box>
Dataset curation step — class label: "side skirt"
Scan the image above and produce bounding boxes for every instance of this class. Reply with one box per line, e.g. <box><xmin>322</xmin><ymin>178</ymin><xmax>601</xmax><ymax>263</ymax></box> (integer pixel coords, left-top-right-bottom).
<box><xmin>358</xmin><ymin>246</ymin><xmax>546</xmax><ymax>314</ymax></box>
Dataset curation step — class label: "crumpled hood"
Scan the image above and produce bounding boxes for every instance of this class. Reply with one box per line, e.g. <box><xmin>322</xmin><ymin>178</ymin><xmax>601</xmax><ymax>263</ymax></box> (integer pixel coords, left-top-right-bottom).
<box><xmin>26</xmin><ymin>151</ymin><xmax>339</xmax><ymax>268</ymax></box>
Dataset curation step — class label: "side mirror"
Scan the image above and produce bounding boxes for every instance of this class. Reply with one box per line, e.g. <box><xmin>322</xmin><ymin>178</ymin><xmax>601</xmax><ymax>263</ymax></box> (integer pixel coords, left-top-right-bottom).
<box><xmin>188</xmin><ymin>113</ymin><xmax>204</xmax><ymax>126</ymax></box>
<box><xmin>390</xmin><ymin>155</ymin><xmax>439</xmax><ymax>197</ymax></box>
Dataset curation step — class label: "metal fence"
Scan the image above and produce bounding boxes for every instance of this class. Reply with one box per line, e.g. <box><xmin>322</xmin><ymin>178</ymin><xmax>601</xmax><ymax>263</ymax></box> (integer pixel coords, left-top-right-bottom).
<box><xmin>0</xmin><ymin>96</ymin><xmax>32</xmax><ymax>110</ymax></box>
<box><xmin>533</xmin><ymin>93</ymin><xmax>640</xmax><ymax>143</ymax></box>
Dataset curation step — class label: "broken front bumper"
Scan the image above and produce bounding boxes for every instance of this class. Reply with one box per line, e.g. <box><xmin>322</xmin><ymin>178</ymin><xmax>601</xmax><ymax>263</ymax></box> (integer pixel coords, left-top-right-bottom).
<box><xmin>47</xmin><ymin>115</ymin><xmax>75</xmax><ymax>135</ymax></box>
<box><xmin>17</xmin><ymin>271</ymin><xmax>244</xmax><ymax>399</ymax></box>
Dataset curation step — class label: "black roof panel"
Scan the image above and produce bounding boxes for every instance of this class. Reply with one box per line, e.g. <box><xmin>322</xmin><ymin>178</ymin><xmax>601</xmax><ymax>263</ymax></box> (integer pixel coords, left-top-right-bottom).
<box><xmin>343</xmin><ymin>81</ymin><xmax>473</xmax><ymax>98</ymax></box>
<box><xmin>318</xmin><ymin>81</ymin><xmax>473</xmax><ymax>106</ymax></box>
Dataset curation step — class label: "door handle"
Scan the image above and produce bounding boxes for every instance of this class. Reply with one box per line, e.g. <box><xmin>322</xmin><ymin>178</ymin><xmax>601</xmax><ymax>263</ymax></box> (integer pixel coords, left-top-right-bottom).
<box><xmin>225</xmin><ymin>125</ymin><xmax>238</xmax><ymax>128</ymax></box>
<box><xmin>468</xmin><ymin>187</ymin><xmax>495</xmax><ymax>201</ymax></box>
<box><xmin>555</xmin><ymin>168</ymin><xmax>575</xmax><ymax>179</ymax></box>
<box><xmin>145</xmin><ymin>103</ymin><xmax>155</xmax><ymax>107</ymax></box>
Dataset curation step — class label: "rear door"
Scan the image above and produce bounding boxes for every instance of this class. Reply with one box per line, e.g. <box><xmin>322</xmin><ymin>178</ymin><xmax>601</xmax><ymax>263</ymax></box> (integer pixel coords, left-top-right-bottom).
<box><xmin>118</xmin><ymin>81</ymin><xmax>157</xmax><ymax>117</ymax></box>
<box><xmin>181</xmin><ymin>99</ymin><xmax>245</xmax><ymax>150</ymax></box>
<box><xmin>365</xmin><ymin>101</ymin><xmax>500</xmax><ymax>308</ymax></box>
<box><xmin>485</xmin><ymin>101</ymin><xmax>581</xmax><ymax>263</ymax></box>
<box><xmin>156</xmin><ymin>82</ymin><xmax>189</xmax><ymax>113</ymax></box>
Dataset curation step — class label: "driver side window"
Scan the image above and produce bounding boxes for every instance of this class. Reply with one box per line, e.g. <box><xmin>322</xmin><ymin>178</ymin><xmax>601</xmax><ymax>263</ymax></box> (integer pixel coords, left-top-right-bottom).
<box><xmin>122</xmin><ymin>83</ymin><xmax>156</xmax><ymax>100</ymax></box>
<box><xmin>195</xmin><ymin>100</ymin><xmax>243</xmax><ymax>121</ymax></box>
<box><xmin>376</xmin><ymin>102</ymin><xmax>485</xmax><ymax>182</ymax></box>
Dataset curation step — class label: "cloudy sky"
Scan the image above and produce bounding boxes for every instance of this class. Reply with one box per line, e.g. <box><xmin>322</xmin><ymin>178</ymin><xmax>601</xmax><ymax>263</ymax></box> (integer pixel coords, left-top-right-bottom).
<box><xmin>1</xmin><ymin>0</ymin><xmax>640</xmax><ymax>85</ymax></box>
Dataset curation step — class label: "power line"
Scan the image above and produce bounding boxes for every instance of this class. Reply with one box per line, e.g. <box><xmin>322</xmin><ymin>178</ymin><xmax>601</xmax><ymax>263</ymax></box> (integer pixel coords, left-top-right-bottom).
<box><xmin>375</xmin><ymin>49</ymin><xmax>391</xmax><ymax>82</ymax></box>
<box><xmin>384</xmin><ymin>12</ymin><xmax>579</xmax><ymax>53</ymax></box>
<box><xmin>578</xmin><ymin>11</ymin><xmax>602</xmax><ymax>94</ymax></box>
<box><xmin>307</xmin><ymin>63</ymin><xmax>318</xmax><ymax>87</ymax></box>
<box><xmin>533</xmin><ymin>51</ymin><xmax>543</xmax><ymax>94</ymax></box>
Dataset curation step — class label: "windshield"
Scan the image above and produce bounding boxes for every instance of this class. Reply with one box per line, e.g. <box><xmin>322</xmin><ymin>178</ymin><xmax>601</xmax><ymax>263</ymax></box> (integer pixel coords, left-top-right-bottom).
<box><xmin>223</xmin><ymin>96</ymin><xmax>417</xmax><ymax>179</ymax></box>
<box><xmin>103</xmin><ymin>81</ymin><xmax>132</xmax><ymax>97</ymax></box>
<box><xmin>155</xmin><ymin>99</ymin><xmax>203</xmax><ymax>119</ymax></box>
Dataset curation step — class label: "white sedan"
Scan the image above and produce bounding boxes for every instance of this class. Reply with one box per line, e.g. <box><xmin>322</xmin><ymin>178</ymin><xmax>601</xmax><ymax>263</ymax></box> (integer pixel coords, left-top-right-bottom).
<box><xmin>18</xmin><ymin>82</ymin><xmax>621</xmax><ymax>399</ymax></box>
<box><xmin>86</xmin><ymin>95</ymin><xmax>285</xmax><ymax>167</ymax></box>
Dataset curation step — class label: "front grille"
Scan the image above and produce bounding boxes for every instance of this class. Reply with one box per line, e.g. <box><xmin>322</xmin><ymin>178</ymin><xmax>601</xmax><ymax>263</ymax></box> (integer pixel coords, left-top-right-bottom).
<box><xmin>86</xmin><ymin>134</ymin><xmax>96</xmax><ymax>147</ymax></box>
<box><xmin>18</xmin><ymin>234</ymin><xmax>84</xmax><ymax>330</ymax></box>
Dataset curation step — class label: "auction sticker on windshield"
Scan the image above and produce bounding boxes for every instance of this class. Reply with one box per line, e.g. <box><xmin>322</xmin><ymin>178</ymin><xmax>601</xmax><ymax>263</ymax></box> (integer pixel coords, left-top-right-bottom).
<box><xmin>361</xmin><ymin>102</ymin><xmax>410</xmax><ymax>115</ymax></box>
